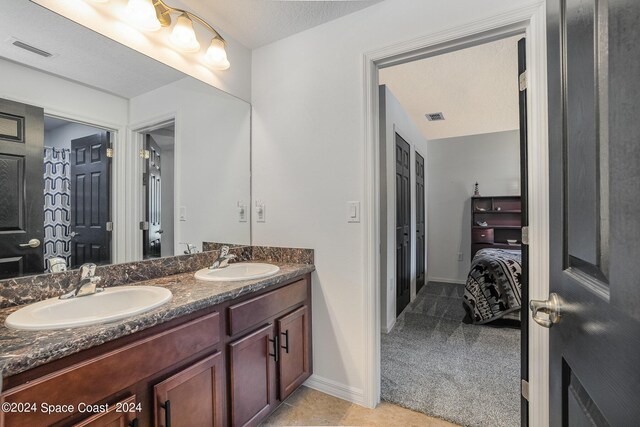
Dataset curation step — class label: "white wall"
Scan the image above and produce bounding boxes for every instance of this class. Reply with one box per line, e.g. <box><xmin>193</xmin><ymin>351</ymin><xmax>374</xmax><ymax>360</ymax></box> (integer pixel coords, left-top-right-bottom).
<box><xmin>427</xmin><ymin>130</ymin><xmax>520</xmax><ymax>284</ymax></box>
<box><xmin>379</xmin><ymin>85</ymin><xmax>428</xmax><ymax>333</ymax></box>
<box><xmin>130</xmin><ymin>77</ymin><xmax>251</xmax><ymax>254</ymax></box>
<box><xmin>45</xmin><ymin>122</ymin><xmax>104</xmax><ymax>150</ymax></box>
<box><xmin>34</xmin><ymin>0</ymin><xmax>252</xmax><ymax>102</ymax></box>
<box><xmin>0</xmin><ymin>58</ymin><xmax>128</xmax><ymax>127</ymax></box>
<box><xmin>251</xmin><ymin>0</ymin><xmax>538</xmax><ymax>403</ymax></box>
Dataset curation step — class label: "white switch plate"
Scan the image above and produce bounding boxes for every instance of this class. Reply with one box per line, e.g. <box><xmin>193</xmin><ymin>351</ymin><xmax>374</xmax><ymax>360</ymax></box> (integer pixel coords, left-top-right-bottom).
<box><xmin>179</xmin><ymin>206</ymin><xmax>187</xmax><ymax>222</ymax></box>
<box><xmin>347</xmin><ymin>201</ymin><xmax>360</xmax><ymax>223</ymax></box>
<box><xmin>256</xmin><ymin>201</ymin><xmax>266</xmax><ymax>223</ymax></box>
<box><xmin>238</xmin><ymin>202</ymin><xmax>247</xmax><ymax>223</ymax></box>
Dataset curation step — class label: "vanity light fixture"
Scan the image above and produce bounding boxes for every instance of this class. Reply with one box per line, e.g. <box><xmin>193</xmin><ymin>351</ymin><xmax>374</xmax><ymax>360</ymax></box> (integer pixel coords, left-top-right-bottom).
<box><xmin>122</xmin><ymin>0</ymin><xmax>230</xmax><ymax>69</ymax></box>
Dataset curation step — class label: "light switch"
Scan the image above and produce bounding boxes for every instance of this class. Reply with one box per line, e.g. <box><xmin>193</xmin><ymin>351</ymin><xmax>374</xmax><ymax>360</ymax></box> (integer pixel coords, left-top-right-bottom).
<box><xmin>179</xmin><ymin>206</ymin><xmax>187</xmax><ymax>221</ymax></box>
<box><xmin>347</xmin><ymin>201</ymin><xmax>360</xmax><ymax>223</ymax></box>
<box><xmin>238</xmin><ymin>202</ymin><xmax>247</xmax><ymax>223</ymax></box>
<box><xmin>256</xmin><ymin>201</ymin><xmax>266</xmax><ymax>223</ymax></box>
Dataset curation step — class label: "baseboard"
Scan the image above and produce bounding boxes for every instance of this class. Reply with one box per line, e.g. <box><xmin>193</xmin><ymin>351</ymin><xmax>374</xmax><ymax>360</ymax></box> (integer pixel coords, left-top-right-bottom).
<box><xmin>381</xmin><ymin>317</ymin><xmax>396</xmax><ymax>334</ymax></box>
<box><xmin>304</xmin><ymin>374</ymin><xmax>366</xmax><ymax>406</ymax></box>
<box><xmin>427</xmin><ymin>276</ymin><xmax>466</xmax><ymax>285</ymax></box>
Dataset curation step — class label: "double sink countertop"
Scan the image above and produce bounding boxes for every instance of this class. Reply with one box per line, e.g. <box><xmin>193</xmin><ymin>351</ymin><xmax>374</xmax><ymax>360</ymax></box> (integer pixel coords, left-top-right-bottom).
<box><xmin>0</xmin><ymin>262</ymin><xmax>315</xmax><ymax>381</ymax></box>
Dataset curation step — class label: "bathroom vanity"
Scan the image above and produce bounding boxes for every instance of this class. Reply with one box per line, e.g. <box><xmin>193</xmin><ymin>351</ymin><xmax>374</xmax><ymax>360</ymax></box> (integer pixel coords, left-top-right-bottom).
<box><xmin>0</xmin><ymin>253</ymin><xmax>314</xmax><ymax>427</ymax></box>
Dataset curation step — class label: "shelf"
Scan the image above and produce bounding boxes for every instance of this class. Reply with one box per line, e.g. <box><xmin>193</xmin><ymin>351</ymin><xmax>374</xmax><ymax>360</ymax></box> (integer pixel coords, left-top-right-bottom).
<box><xmin>472</xmin><ymin>225</ymin><xmax>522</xmax><ymax>230</ymax></box>
<box><xmin>473</xmin><ymin>242</ymin><xmax>521</xmax><ymax>247</ymax></box>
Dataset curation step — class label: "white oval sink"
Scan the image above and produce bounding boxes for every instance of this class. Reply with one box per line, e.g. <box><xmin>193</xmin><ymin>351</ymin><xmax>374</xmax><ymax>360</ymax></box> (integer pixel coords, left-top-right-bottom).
<box><xmin>194</xmin><ymin>263</ymin><xmax>280</xmax><ymax>282</ymax></box>
<box><xmin>5</xmin><ymin>286</ymin><xmax>172</xmax><ymax>331</ymax></box>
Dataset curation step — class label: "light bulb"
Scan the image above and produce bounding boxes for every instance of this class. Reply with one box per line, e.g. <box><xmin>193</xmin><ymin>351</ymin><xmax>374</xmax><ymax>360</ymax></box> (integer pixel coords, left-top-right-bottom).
<box><xmin>126</xmin><ymin>0</ymin><xmax>161</xmax><ymax>31</ymax></box>
<box><xmin>204</xmin><ymin>38</ymin><xmax>230</xmax><ymax>69</ymax></box>
<box><xmin>170</xmin><ymin>13</ymin><xmax>200</xmax><ymax>52</ymax></box>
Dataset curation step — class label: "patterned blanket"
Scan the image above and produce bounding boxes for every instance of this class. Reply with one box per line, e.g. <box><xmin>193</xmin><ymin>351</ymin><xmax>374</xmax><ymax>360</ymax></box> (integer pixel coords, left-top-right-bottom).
<box><xmin>463</xmin><ymin>248</ymin><xmax>522</xmax><ymax>324</ymax></box>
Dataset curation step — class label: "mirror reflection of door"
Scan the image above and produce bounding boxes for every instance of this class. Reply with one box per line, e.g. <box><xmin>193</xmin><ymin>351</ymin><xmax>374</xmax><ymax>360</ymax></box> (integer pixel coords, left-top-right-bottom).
<box><xmin>0</xmin><ymin>98</ymin><xmax>45</xmax><ymax>279</ymax></box>
<box><xmin>143</xmin><ymin>125</ymin><xmax>175</xmax><ymax>259</ymax></box>
<box><xmin>69</xmin><ymin>131</ymin><xmax>111</xmax><ymax>268</ymax></box>
<box><xmin>44</xmin><ymin>117</ymin><xmax>112</xmax><ymax>269</ymax></box>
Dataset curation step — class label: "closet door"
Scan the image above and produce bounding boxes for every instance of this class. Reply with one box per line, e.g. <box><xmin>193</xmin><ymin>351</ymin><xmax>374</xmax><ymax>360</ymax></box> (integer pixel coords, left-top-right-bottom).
<box><xmin>395</xmin><ymin>133</ymin><xmax>411</xmax><ymax>316</ymax></box>
<box><xmin>415</xmin><ymin>151</ymin><xmax>426</xmax><ymax>294</ymax></box>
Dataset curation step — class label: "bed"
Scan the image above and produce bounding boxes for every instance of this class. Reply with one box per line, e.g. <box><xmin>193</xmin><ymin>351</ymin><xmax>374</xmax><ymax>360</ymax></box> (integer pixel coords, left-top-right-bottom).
<box><xmin>462</xmin><ymin>248</ymin><xmax>522</xmax><ymax>324</ymax></box>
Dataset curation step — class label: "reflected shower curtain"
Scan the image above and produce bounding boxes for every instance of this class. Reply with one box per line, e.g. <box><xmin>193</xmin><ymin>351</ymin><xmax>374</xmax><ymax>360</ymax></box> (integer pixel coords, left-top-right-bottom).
<box><xmin>43</xmin><ymin>147</ymin><xmax>71</xmax><ymax>266</ymax></box>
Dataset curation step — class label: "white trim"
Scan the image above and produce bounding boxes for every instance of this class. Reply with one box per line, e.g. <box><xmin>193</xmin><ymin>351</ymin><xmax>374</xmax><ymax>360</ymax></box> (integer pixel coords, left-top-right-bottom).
<box><xmin>381</xmin><ymin>316</ymin><xmax>396</xmax><ymax>334</ymax></box>
<box><xmin>304</xmin><ymin>375</ymin><xmax>366</xmax><ymax>407</ymax></box>
<box><xmin>362</xmin><ymin>2</ymin><xmax>549</xmax><ymax>426</ymax></box>
<box><xmin>427</xmin><ymin>276</ymin><xmax>466</xmax><ymax>285</ymax></box>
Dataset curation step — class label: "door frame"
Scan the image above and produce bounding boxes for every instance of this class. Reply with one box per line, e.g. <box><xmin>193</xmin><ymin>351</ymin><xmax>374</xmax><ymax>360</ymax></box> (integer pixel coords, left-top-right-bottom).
<box><xmin>128</xmin><ymin>114</ymin><xmax>178</xmax><ymax>262</ymax></box>
<box><xmin>0</xmin><ymin>98</ymin><xmax>124</xmax><ymax>268</ymax></box>
<box><xmin>362</xmin><ymin>2</ymin><xmax>549</xmax><ymax>425</ymax></box>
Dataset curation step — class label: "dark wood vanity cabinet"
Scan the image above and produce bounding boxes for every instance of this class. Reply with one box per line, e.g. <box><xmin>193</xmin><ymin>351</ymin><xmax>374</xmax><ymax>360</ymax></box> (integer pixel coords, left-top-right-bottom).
<box><xmin>0</xmin><ymin>273</ymin><xmax>312</xmax><ymax>427</ymax></box>
<box><xmin>154</xmin><ymin>352</ymin><xmax>225</xmax><ymax>427</ymax></box>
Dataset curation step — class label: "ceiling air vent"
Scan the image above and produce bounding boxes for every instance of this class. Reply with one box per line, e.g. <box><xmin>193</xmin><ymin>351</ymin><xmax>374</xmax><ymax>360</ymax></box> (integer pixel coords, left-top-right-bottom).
<box><xmin>10</xmin><ymin>39</ymin><xmax>53</xmax><ymax>58</ymax></box>
<box><xmin>425</xmin><ymin>112</ymin><xmax>445</xmax><ymax>121</ymax></box>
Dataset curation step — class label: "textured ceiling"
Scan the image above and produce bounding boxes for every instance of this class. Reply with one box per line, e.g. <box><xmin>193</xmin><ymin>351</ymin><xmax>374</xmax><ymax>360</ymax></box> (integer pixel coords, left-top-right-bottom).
<box><xmin>379</xmin><ymin>36</ymin><xmax>521</xmax><ymax>141</ymax></box>
<box><xmin>0</xmin><ymin>0</ymin><xmax>185</xmax><ymax>98</ymax></box>
<box><xmin>179</xmin><ymin>0</ymin><xmax>383</xmax><ymax>48</ymax></box>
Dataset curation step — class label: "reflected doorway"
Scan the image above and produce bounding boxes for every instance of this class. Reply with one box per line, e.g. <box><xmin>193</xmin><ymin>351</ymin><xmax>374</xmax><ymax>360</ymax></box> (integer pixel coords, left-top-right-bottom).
<box><xmin>142</xmin><ymin>123</ymin><xmax>175</xmax><ymax>259</ymax></box>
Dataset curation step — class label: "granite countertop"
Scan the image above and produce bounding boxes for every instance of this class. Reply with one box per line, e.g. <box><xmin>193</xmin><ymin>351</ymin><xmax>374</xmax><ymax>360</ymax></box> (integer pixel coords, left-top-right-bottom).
<box><xmin>0</xmin><ymin>263</ymin><xmax>315</xmax><ymax>381</ymax></box>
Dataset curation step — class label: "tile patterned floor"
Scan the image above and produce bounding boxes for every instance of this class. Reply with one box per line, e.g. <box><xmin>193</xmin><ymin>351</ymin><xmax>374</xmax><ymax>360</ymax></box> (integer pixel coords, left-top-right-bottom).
<box><xmin>260</xmin><ymin>386</ymin><xmax>460</xmax><ymax>427</ymax></box>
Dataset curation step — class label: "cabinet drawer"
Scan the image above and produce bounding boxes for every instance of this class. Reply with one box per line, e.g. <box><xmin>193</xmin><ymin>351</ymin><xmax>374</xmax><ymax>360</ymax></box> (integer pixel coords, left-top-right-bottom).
<box><xmin>0</xmin><ymin>312</ymin><xmax>220</xmax><ymax>427</ymax></box>
<box><xmin>472</xmin><ymin>228</ymin><xmax>494</xmax><ymax>243</ymax></box>
<box><xmin>228</xmin><ymin>279</ymin><xmax>307</xmax><ymax>336</ymax></box>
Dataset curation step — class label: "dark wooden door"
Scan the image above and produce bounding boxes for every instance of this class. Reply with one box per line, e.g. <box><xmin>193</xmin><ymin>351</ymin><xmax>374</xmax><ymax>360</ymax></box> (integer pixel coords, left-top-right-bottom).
<box><xmin>0</xmin><ymin>98</ymin><xmax>44</xmax><ymax>279</ymax></box>
<box><xmin>395</xmin><ymin>133</ymin><xmax>411</xmax><ymax>316</ymax></box>
<box><xmin>545</xmin><ymin>0</ymin><xmax>640</xmax><ymax>424</ymax></box>
<box><xmin>415</xmin><ymin>151</ymin><xmax>425</xmax><ymax>294</ymax></box>
<box><xmin>70</xmin><ymin>132</ymin><xmax>111</xmax><ymax>267</ymax></box>
<box><xmin>144</xmin><ymin>135</ymin><xmax>162</xmax><ymax>259</ymax></box>
<box><xmin>277</xmin><ymin>306</ymin><xmax>310</xmax><ymax>400</ymax></box>
<box><xmin>154</xmin><ymin>352</ymin><xmax>224</xmax><ymax>427</ymax></box>
<box><xmin>72</xmin><ymin>395</ymin><xmax>138</xmax><ymax>427</ymax></box>
<box><xmin>517</xmin><ymin>37</ymin><xmax>530</xmax><ymax>426</ymax></box>
<box><xmin>229</xmin><ymin>324</ymin><xmax>277</xmax><ymax>427</ymax></box>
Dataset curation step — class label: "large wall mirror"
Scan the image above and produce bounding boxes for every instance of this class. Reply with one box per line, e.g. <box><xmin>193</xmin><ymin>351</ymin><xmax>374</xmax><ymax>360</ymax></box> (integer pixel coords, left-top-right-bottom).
<box><xmin>0</xmin><ymin>1</ymin><xmax>251</xmax><ymax>279</ymax></box>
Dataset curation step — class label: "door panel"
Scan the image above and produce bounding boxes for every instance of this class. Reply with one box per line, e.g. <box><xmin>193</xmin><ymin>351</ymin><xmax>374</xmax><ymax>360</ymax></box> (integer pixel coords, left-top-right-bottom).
<box><xmin>154</xmin><ymin>352</ymin><xmax>224</xmax><ymax>427</ymax></box>
<box><xmin>70</xmin><ymin>132</ymin><xmax>111</xmax><ymax>267</ymax></box>
<box><xmin>546</xmin><ymin>0</ymin><xmax>640</xmax><ymax>424</ymax></box>
<box><xmin>395</xmin><ymin>133</ymin><xmax>411</xmax><ymax>316</ymax></box>
<box><xmin>415</xmin><ymin>152</ymin><xmax>425</xmax><ymax>294</ymax></box>
<box><xmin>144</xmin><ymin>135</ymin><xmax>162</xmax><ymax>259</ymax></box>
<box><xmin>72</xmin><ymin>395</ymin><xmax>138</xmax><ymax>427</ymax></box>
<box><xmin>0</xmin><ymin>98</ymin><xmax>44</xmax><ymax>278</ymax></box>
<box><xmin>277</xmin><ymin>306</ymin><xmax>310</xmax><ymax>400</ymax></box>
<box><xmin>229</xmin><ymin>324</ymin><xmax>276</xmax><ymax>427</ymax></box>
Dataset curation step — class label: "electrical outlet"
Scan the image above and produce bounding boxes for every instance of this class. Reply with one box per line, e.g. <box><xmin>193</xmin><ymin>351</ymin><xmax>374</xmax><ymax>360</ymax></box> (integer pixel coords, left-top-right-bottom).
<box><xmin>458</xmin><ymin>252</ymin><xmax>463</xmax><ymax>261</ymax></box>
<box><xmin>256</xmin><ymin>201</ymin><xmax>266</xmax><ymax>223</ymax></box>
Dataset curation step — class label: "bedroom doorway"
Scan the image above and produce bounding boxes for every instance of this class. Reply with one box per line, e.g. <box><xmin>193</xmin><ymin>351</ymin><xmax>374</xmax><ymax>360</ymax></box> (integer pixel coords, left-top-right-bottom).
<box><xmin>377</xmin><ymin>35</ymin><xmax>528</xmax><ymax>427</ymax></box>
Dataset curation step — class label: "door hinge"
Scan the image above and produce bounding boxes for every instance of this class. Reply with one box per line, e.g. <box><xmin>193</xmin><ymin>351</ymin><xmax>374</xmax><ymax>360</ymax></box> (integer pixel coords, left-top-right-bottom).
<box><xmin>139</xmin><ymin>149</ymin><xmax>150</xmax><ymax>159</ymax></box>
<box><xmin>106</xmin><ymin>221</ymin><xmax>113</xmax><ymax>232</ymax></box>
<box><xmin>140</xmin><ymin>221</ymin><xmax>149</xmax><ymax>231</ymax></box>
<box><xmin>519</xmin><ymin>70</ymin><xmax>528</xmax><ymax>91</ymax></box>
<box><xmin>522</xmin><ymin>226</ymin><xmax>529</xmax><ymax>245</ymax></box>
<box><xmin>106</xmin><ymin>148</ymin><xmax>113</xmax><ymax>158</ymax></box>
<box><xmin>521</xmin><ymin>379</ymin><xmax>530</xmax><ymax>401</ymax></box>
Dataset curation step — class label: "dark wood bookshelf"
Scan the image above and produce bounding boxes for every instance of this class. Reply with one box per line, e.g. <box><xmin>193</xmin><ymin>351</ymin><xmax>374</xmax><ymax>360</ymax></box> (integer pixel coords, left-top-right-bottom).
<box><xmin>471</xmin><ymin>195</ymin><xmax>522</xmax><ymax>258</ymax></box>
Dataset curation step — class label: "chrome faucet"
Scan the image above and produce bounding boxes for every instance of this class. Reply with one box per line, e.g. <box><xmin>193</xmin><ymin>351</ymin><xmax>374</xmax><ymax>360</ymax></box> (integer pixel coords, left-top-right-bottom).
<box><xmin>59</xmin><ymin>263</ymin><xmax>104</xmax><ymax>299</ymax></box>
<box><xmin>209</xmin><ymin>246</ymin><xmax>237</xmax><ymax>270</ymax></box>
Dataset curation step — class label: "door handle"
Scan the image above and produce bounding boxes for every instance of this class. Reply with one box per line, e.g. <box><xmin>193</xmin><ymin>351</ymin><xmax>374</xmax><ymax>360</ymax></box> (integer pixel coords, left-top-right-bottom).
<box><xmin>529</xmin><ymin>293</ymin><xmax>562</xmax><ymax>328</ymax></box>
<box><xmin>70</xmin><ymin>232</ymin><xmax>80</xmax><ymax>238</ymax></box>
<box><xmin>18</xmin><ymin>239</ymin><xmax>41</xmax><ymax>249</ymax></box>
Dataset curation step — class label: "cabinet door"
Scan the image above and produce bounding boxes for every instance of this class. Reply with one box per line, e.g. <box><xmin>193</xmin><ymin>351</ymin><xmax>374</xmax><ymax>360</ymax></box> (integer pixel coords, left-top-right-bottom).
<box><xmin>72</xmin><ymin>395</ymin><xmax>137</xmax><ymax>427</ymax></box>
<box><xmin>154</xmin><ymin>352</ymin><xmax>224</xmax><ymax>427</ymax></box>
<box><xmin>277</xmin><ymin>306</ymin><xmax>310</xmax><ymax>400</ymax></box>
<box><xmin>229</xmin><ymin>324</ymin><xmax>277</xmax><ymax>427</ymax></box>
